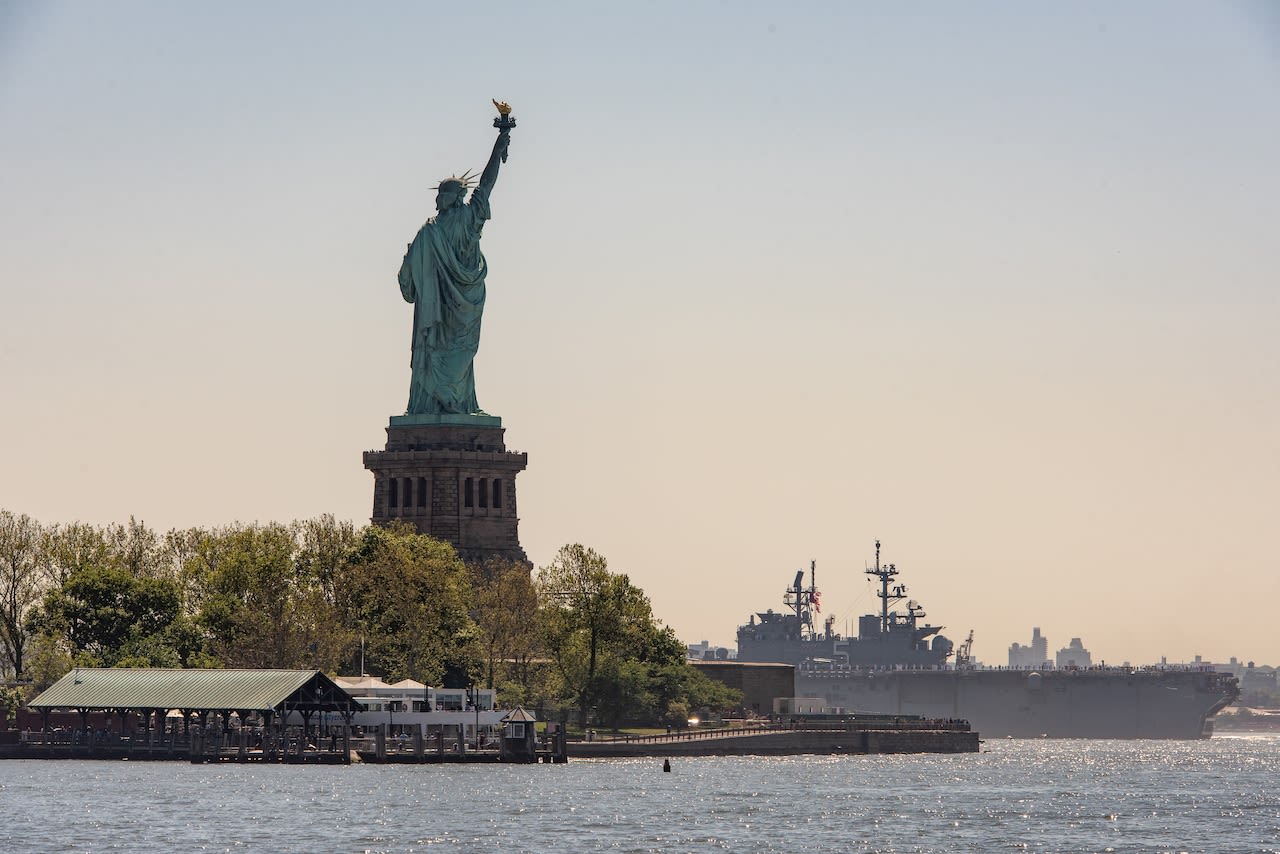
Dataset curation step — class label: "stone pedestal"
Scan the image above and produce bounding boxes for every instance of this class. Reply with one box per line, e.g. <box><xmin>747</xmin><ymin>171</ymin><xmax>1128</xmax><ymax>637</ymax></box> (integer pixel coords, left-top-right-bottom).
<box><xmin>363</xmin><ymin>414</ymin><xmax>527</xmax><ymax>563</ymax></box>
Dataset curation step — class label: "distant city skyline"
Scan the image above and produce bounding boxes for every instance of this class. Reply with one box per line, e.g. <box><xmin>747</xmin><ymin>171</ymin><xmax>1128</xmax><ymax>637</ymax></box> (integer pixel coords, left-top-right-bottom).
<box><xmin>2</xmin><ymin>3</ymin><xmax>1276</xmax><ymax>666</ymax></box>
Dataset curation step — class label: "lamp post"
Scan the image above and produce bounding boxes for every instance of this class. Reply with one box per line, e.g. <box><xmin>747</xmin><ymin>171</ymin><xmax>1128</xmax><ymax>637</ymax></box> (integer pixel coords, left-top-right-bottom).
<box><xmin>469</xmin><ymin>684</ymin><xmax>480</xmax><ymax>750</ymax></box>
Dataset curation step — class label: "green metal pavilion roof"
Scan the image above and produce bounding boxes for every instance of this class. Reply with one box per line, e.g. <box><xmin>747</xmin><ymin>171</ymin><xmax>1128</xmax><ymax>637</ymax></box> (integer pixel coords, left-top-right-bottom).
<box><xmin>28</xmin><ymin>668</ymin><xmax>363</xmax><ymax>713</ymax></box>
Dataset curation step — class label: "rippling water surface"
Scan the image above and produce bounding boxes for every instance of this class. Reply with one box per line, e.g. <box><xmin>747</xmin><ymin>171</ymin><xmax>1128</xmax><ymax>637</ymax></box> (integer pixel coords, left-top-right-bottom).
<box><xmin>3</xmin><ymin>735</ymin><xmax>1278</xmax><ymax>853</ymax></box>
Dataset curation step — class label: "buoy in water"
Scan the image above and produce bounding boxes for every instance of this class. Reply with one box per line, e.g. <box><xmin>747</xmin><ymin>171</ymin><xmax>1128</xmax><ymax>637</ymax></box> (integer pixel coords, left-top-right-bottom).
<box><xmin>662</xmin><ymin>759</ymin><xmax>671</xmax><ymax>773</ymax></box>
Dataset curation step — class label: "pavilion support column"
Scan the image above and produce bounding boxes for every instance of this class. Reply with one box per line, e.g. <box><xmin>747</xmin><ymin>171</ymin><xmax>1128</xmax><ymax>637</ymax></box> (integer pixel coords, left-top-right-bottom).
<box><xmin>262</xmin><ymin>710</ymin><xmax>275</xmax><ymax>760</ymax></box>
<box><xmin>197</xmin><ymin>711</ymin><xmax>210</xmax><ymax>760</ymax></box>
<box><xmin>117</xmin><ymin>709</ymin><xmax>132</xmax><ymax>756</ymax></box>
<box><xmin>77</xmin><ymin>709</ymin><xmax>90</xmax><ymax>752</ymax></box>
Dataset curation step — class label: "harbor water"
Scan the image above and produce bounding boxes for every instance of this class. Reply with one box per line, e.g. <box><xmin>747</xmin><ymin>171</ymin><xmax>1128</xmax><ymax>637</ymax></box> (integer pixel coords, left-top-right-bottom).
<box><xmin>2</xmin><ymin>734</ymin><xmax>1277</xmax><ymax>853</ymax></box>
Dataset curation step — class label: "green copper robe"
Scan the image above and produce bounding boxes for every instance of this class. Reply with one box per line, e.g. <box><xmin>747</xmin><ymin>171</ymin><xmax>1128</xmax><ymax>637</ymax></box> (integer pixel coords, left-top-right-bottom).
<box><xmin>398</xmin><ymin>187</ymin><xmax>491</xmax><ymax>414</ymax></box>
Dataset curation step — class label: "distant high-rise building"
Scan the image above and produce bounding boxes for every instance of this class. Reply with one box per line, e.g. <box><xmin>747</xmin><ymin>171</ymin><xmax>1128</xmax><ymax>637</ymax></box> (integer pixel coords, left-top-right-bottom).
<box><xmin>1008</xmin><ymin>627</ymin><xmax>1049</xmax><ymax>669</ymax></box>
<box><xmin>1056</xmin><ymin>637</ymin><xmax>1093</xmax><ymax>669</ymax></box>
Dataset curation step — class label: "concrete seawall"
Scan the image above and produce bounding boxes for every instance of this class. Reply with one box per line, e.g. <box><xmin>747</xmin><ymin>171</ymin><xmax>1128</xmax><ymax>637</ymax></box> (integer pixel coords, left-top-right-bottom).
<box><xmin>571</xmin><ymin>726</ymin><xmax>978</xmax><ymax>758</ymax></box>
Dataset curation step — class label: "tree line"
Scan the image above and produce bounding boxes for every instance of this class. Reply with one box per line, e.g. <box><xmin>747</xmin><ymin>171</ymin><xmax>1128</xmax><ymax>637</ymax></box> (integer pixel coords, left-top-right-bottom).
<box><xmin>0</xmin><ymin>510</ymin><xmax>739</xmax><ymax>727</ymax></box>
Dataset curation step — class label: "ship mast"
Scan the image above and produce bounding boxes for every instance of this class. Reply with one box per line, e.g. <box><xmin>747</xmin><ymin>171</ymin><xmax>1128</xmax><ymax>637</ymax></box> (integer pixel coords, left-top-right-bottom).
<box><xmin>867</xmin><ymin>540</ymin><xmax>931</xmax><ymax>636</ymax></box>
<box><xmin>784</xmin><ymin>560</ymin><xmax>821</xmax><ymax>640</ymax></box>
<box><xmin>810</xmin><ymin>559</ymin><xmax>818</xmax><ymax>638</ymax></box>
<box><xmin>868</xmin><ymin>539</ymin><xmax>905</xmax><ymax>633</ymax></box>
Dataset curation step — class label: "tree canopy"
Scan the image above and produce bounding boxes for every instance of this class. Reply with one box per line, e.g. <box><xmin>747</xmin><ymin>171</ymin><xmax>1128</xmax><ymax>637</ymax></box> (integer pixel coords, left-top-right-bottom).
<box><xmin>1</xmin><ymin>511</ymin><xmax>742</xmax><ymax>727</ymax></box>
<box><xmin>537</xmin><ymin>544</ymin><xmax>731</xmax><ymax>728</ymax></box>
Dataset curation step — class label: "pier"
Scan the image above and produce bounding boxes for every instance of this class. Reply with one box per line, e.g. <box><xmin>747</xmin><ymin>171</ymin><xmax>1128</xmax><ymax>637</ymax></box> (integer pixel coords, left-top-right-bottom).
<box><xmin>4</xmin><ymin>721</ymin><xmax>568</xmax><ymax>764</ymax></box>
<box><xmin>9</xmin><ymin>669</ymin><xmax>568</xmax><ymax>765</ymax></box>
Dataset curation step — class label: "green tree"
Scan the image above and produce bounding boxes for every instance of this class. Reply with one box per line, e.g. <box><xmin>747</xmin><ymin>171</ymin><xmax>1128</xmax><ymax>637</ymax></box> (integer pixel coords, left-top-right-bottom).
<box><xmin>472</xmin><ymin>558</ymin><xmax>540</xmax><ymax>694</ymax></box>
<box><xmin>104</xmin><ymin>517</ymin><xmax>169</xmax><ymax>580</ymax></box>
<box><xmin>591</xmin><ymin>658</ymin><xmax>656</xmax><ymax>728</ymax></box>
<box><xmin>23</xmin><ymin>633</ymin><xmax>74</xmax><ymax>691</ymax></box>
<box><xmin>538</xmin><ymin>544</ymin><xmax>684</xmax><ymax>727</ymax></box>
<box><xmin>0</xmin><ymin>683</ymin><xmax>27</xmax><ymax>727</ymax></box>
<box><xmin>538</xmin><ymin>545</ymin><xmax>611</xmax><ymax>723</ymax></box>
<box><xmin>296</xmin><ymin>514</ymin><xmax>356</xmax><ymax>606</ymax></box>
<box><xmin>38</xmin><ymin>520</ymin><xmax>111</xmax><ymax>588</ymax></box>
<box><xmin>26</xmin><ymin>517</ymin><xmax>213</xmax><ymax>672</ymax></box>
<box><xmin>34</xmin><ymin>565</ymin><xmax>181</xmax><ymax>666</ymax></box>
<box><xmin>0</xmin><ymin>510</ymin><xmax>46</xmax><ymax>679</ymax></box>
<box><xmin>186</xmin><ymin>521</ymin><xmax>349</xmax><ymax>670</ymax></box>
<box><xmin>335</xmin><ymin>524</ymin><xmax>475</xmax><ymax>684</ymax></box>
<box><xmin>663</xmin><ymin>699</ymin><xmax>690</xmax><ymax>729</ymax></box>
<box><xmin>651</xmin><ymin>662</ymin><xmax>743</xmax><ymax>722</ymax></box>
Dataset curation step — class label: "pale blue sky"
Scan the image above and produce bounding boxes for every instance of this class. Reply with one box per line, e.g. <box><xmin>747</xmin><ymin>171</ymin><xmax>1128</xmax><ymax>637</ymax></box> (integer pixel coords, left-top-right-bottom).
<box><xmin>2</xmin><ymin>1</ymin><xmax>1277</xmax><ymax>666</ymax></box>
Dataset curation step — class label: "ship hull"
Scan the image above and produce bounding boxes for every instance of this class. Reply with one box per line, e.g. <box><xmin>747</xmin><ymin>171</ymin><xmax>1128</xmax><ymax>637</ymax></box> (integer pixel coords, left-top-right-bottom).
<box><xmin>796</xmin><ymin>668</ymin><xmax>1237</xmax><ymax>739</ymax></box>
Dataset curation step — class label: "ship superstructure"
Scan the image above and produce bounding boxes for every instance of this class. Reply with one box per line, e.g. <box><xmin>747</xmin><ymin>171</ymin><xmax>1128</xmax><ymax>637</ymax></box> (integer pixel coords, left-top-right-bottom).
<box><xmin>735</xmin><ymin>561</ymin><xmax>832</xmax><ymax>666</ymax></box>
<box><xmin>737</xmin><ymin>541</ymin><xmax>952</xmax><ymax>667</ymax></box>
<box><xmin>841</xmin><ymin>540</ymin><xmax>952</xmax><ymax>666</ymax></box>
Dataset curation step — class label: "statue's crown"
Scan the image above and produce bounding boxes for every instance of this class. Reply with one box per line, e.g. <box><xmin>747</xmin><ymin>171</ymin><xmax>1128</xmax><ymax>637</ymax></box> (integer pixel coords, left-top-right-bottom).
<box><xmin>432</xmin><ymin>169</ymin><xmax>476</xmax><ymax>192</ymax></box>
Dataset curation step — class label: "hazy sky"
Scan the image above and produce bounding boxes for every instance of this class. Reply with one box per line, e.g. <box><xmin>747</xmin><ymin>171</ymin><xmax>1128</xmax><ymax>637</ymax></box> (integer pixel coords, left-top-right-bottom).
<box><xmin>2</xmin><ymin>2</ymin><xmax>1277</xmax><ymax>667</ymax></box>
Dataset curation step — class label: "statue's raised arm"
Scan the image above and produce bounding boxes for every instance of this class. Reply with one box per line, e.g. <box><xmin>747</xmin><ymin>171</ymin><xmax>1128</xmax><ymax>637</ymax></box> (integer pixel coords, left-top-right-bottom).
<box><xmin>479</xmin><ymin>100</ymin><xmax>516</xmax><ymax>197</ymax></box>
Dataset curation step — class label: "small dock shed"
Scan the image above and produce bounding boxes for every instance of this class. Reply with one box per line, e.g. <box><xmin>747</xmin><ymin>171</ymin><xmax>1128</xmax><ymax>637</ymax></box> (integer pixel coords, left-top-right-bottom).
<box><xmin>25</xmin><ymin>668</ymin><xmax>363</xmax><ymax>763</ymax></box>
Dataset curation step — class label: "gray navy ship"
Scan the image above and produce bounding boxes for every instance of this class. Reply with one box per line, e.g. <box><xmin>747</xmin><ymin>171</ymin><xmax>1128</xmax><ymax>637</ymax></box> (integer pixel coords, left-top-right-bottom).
<box><xmin>736</xmin><ymin>541</ymin><xmax>1239</xmax><ymax>738</ymax></box>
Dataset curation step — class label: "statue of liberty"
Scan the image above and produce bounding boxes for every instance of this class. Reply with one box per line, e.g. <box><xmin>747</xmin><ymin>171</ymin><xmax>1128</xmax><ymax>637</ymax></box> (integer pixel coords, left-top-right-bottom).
<box><xmin>398</xmin><ymin>101</ymin><xmax>515</xmax><ymax>415</ymax></box>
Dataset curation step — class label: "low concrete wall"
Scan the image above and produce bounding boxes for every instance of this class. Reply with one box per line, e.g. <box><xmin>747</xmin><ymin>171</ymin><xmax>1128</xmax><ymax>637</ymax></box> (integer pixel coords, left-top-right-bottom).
<box><xmin>571</xmin><ymin>727</ymin><xmax>977</xmax><ymax>758</ymax></box>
